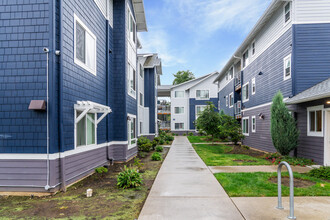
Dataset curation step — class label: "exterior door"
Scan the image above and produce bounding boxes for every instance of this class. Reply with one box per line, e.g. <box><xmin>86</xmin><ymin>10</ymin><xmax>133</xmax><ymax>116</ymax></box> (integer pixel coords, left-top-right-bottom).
<box><xmin>325</xmin><ymin>110</ymin><xmax>330</xmax><ymax>166</ymax></box>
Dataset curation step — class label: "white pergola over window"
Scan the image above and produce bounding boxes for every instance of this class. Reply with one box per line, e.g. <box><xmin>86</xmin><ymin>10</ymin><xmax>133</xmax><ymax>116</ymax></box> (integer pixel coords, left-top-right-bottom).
<box><xmin>74</xmin><ymin>101</ymin><xmax>112</xmax><ymax>148</ymax></box>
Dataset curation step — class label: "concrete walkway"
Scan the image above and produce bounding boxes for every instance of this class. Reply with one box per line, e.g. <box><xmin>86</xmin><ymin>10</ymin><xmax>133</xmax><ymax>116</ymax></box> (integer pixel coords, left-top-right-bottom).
<box><xmin>209</xmin><ymin>165</ymin><xmax>312</xmax><ymax>174</ymax></box>
<box><xmin>138</xmin><ymin>136</ymin><xmax>243</xmax><ymax>220</ymax></box>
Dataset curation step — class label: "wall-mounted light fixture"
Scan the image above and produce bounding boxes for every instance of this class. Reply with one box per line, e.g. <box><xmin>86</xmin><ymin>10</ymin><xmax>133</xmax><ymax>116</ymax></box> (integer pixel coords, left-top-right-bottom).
<box><xmin>258</xmin><ymin>71</ymin><xmax>263</xmax><ymax>76</ymax></box>
<box><xmin>326</xmin><ymin>101</ymin><xmax>330</xmax><ymax>105</ymax></box>
<box><xmin>258</xmin><ymin>113</ymin><xmax>265</xmax><ymax>120</ymax></box>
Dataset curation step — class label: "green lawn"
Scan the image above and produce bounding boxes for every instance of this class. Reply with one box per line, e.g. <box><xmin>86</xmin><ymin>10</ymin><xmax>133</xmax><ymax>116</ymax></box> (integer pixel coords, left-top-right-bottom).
<box><xmin>215</xmin><ymin>172</ymin><xmax>330</xmax><ymax>197</ymax></box>
<box><xmin>193</xmin><ymin>144</ymin><xmax>271</xmax><ymax>166</ymax></box>
<box><xmin>187</xmin><ymin>136</ymin><xmax>228</xmax><ymax>143</ymax></box>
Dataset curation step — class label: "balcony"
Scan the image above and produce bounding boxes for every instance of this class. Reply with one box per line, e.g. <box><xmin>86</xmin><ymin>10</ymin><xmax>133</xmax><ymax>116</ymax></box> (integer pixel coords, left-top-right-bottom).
<box><xmin>234</xmin><ymin>101</ymin><xmax>242</xmax><ymax>119</ymax></box>
<box><xmin>235</xmin><ymin>71</ymin><xmax>242</xmax><ymax>91</ymax></box>
<box><xmin>157</xmin><ymin>105</ymin><xmax>171</xmax><ymax>114</ymax></box>
<box><xmin>159</xmin><ymin>121</ymin><xmax>171</xmax><ymax>130</ymax></box>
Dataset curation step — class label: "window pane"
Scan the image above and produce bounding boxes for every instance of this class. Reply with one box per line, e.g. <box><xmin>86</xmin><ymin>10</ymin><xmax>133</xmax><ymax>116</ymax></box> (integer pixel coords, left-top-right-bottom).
<box><xmin>196</xmin><ymin>90</ymin><xmax>201</xmax><ymax>97</ymax></box>
<box><xmin>310</xmin><ymin>111</ymin><xmax>315</xmax><ymax>132</ymax></box>
<box><xmin>243</xmin><ymin>120</ymin><xmax>246</xmax><ymax>133</ymax></box>
<box><xmin>246</xmin><ymin>85</ymin><xmax>249</xmax><ymax>99</ymax></box>
<box><xmin>76</xmin><ymin>22</ymin><xmax>86</xmax><ymax>63</ymax></box>
<box><xmin>316</xmin><ymin>110</ymin><xmax>322</xmax><ymax>132</ymax></box>
<box><xmin>86</xmin><ymin>32</ymin><xmax>96</xmax><ymax>71</ymax></box>
<box><xmin>87</xmin><ymin>113</ymin><xmax>95</xmax><ymax>145</ymax></box>
<box><xmin>175</xmin><ymin>91</ymin><xmax>184</xmax><ymax>98</ymax></box>
<box><xmin>77</xmin><ymin>113</ymin><xmax>86</xmax><ymax>146</ymax></box>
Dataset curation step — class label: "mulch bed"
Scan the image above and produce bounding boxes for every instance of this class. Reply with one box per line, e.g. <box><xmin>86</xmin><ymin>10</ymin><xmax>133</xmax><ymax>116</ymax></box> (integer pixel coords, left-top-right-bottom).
<box><xmin>226</xmin><ymin>145</ymin><xmax>266</xmax><ymax>158</ymax></box>
<box><xmin>269</xmin><ymin>176</ymin><xmax>315</xmax><ymax>188</ymax></box>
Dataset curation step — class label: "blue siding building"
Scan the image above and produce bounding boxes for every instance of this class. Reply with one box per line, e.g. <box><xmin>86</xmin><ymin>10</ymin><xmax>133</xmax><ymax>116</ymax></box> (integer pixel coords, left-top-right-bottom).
<box><xmin>214</xmin><ymin>0</ymin><xmax>330</xmax><ymax>165</ymax></box>
<box><xmin>0</xmin><ymin>0</ymin><xmax>155</xmax><ymax>194</ymax></box>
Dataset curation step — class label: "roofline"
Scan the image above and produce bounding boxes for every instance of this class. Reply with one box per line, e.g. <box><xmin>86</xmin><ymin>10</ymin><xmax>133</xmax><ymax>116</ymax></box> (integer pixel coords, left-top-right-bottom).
<box><xmin>186</xmin><ymin>71</ymin><xmax>219</xmax><ymax>90</ymax></box>
<box><xmin>171</xmin><ymin>74</ymin><xmax>211</xmax><ymax>89</ymax></box>
<box><xmin>132</xmin><ymin>0</ymin><xmax>148</xmax><ymax>32</ymax></box>
<box><xmin>286</xmin><ymin>93</ymin><xmax>330</xmax><ymax>104</ymax></box>
<box><xmin>214</xmin><ymin>0</ymin><xmax>280</xmax><ymax>82</ymax></box>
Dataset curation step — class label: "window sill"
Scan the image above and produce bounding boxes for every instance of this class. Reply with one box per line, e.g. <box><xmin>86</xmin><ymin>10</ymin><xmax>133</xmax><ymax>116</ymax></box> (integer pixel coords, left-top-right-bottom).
<box><xmin>307</xmin><ymin>132</ymin><xmax>323</xmax><ymax>137</ymax></box>
<box><xmin>128</xmin><ymin>92</ymin><xmax>136</xmax><ymax>99</ymax></box>
<box><xmin>243</xmin><ymin>133</ymin><xmax>249</xmax><ymax>136</ymax></box>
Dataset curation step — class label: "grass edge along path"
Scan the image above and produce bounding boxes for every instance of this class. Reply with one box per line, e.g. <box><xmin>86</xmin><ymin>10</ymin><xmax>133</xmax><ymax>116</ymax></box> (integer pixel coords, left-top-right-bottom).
<box><xmin>193</xmin><ymin>144</ymin><xmax>271</xmax><ymax>166</ymax></box>
<box><xmin>215</xmin><ymin>172</ymin><xmax>330</xmax><ymax>197</ymax></box>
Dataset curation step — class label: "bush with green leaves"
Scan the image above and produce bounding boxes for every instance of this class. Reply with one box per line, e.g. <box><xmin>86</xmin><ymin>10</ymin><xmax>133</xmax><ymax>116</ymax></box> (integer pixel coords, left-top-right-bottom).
<box><xmin>139</xmin><ymin>143</ymin><xmax>152</xmax><ymax>152</ymax></box>
<box><xmin>159</xmin><ymin>139</ymin><xmax>165</xmax><ymax>145</ymax></box>
<box><xmin>137</xmin><ymin>136</ymin><xmax>150</xmax><ymax>147</ymax></box>
<box><xmin>164</xmin><ymin>134</ymin><xmax>174</xmax><ymax>142</ymax></box>
<box><xmin>195</xmin><ymin>102</ymin><xmax>221</xmax><ymax>140</ymax></box>
<box><xmin>271</xmin><ymin>91</ymin><xmax>300</xmax><ymax>155</ymax></box>
<box><xmin>153</xmin><ymin>137</ymin><xmax>161</xmax><ymax>144</ymax></box>
<box><xmin>264</xmin><ymin>152</ymin><xmax>314</xmax><ymax>166</ymax></box>
<box><xmin>117</xmin><ymin>166</ymin><xmax>143</xmax><ymax>189</ymax></box>
<box><xmin>95</xmin><ymin>166</ymin><xmax>108</xmax><ymax>174</ymax></box>
<box><xmin>156</xmin><ymin>146</ymin><xmax>163</xmax><ymax>152</ymax></box>
<box><xmin>151</xmin><ymin>152</ymin><xmax>162</xmax><ymax>161</ymax></box>
<box><xmin>188</xmin><ymin>132</ymin><xmax>194</xmax><ymax>136</ymax></box>
<box><xmin>218</xmin><ymin>112</ymin><xmax>244</xmax><ymax>144</ymax></box>
<box><xmin>308</xmin><ymin>167</ymin><xmax>330</xmax><ymax>180</ymax></box>
<box><xmin>133</xmin><ymin>158</ymin><xmax>144</xmax><ymax>171</ymax></box>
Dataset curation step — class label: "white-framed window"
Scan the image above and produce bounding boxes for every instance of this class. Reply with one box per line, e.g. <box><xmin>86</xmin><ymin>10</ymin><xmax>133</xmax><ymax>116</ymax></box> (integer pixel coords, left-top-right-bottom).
<box><xmin>283</xmin><ymin>54</ymin><xmax>291</xmax><ymax>81</ymax></box>
<box><xmin>74</xmin><ymin>14</ymin><xmax>97</xmax><ymax>75</ymax></box>
<box><xmin>75</xmin><ymin>111</ymin><xmax>96</xmax><ymax>147</ymax></box>
<box><xmin>228</xmin><ymin>67</ymin><xmax>234</xmax><ymax>80</ymax></box>
<box><xmin>139</xmin><ymin>64</ymin><xmax>143</xmax><ymax>78</ymax></box>
<box><xmin>139</xmin><ymin>92</ymin><xmax>143</xmax><ymax>106</ymax></box>
<box><xmin>127</xmin><ymin>114</ymin><xmax>137</xmax><ymax>149</ymax></box>
<box><xmin>196</xmin><ymin>90</ymin><xmax>210</xmax><ymax>99</ymax></box>
<box><xmin>307</xmin><ymin>105</ymin><xmax>323</xmax><ymax>137</ymax></box>
<box><xmin>229</xmin><ymin>92</ymin><xmax>234</xmax><ymax>108</ymax></box>
<box><xmin>175</xmin><ymin>91</ymin><xmax>184</xmax><ymax>98</ymax></box>
<box><xmin>242</xmin><ymin>82</ymin><xmax>249</xmax><ymax>102</ymax></box>
<box><xmin>127</xmin><ymin>6</ymin><xmax>136</xmax><ymax>45</ymax></box>
<box><xmin>175</xmin><ymin>123</ymin><xmax>184</xmax><ymax>130</ymax></box>
<box><xmin>284</xmin><ymin>2</ymin><xmax>291</xmax><ymax>24</ymax></box>
<box><xmin>251</xmin><ymin>41</ymin><xmax>256</xmax><ymax>56</ymax></box>
<box><xmin>196</xmin><ymin>105</ymin><xmax>207</xmax><ymax>119</ymax></box>
<box><xmin>242</xmin><ymin>117</ymin><xmax>249</xmax><ymax>136</ymax></box>
<box><xmin>175</xmin><ymin>107</ymin><xmax>184</xmax><ymax>114</ymax></box>
<box><xmin>242</xmin><ymin>49</ymin><xmax>249</xmax><ymax>68</ymax></box>
<box><xmin>252</xmin><ymin>77</ymin><xmax>256</xmax><ymax>95</ymax></box>
<box><xmin>226</xmin><ymin>95</ymin><xmax>228</xmax><ymax>107</ymax></box>
<box><xmin>252</xmin><ymin>116</ymin><xmax>256</xmax><ymax>133</ymax></box>
<box><xmin>128</xmin><ymin>63</ymin><xmax>136</xmax><ymax>98</ymax></box>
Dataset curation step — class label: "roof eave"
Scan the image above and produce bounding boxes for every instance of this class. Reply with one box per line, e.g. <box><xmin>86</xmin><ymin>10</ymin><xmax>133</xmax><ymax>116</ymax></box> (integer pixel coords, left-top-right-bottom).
<box><xmin>286</xmin><ymin>93</ymin><xmax>330</xmax><ymax>105</ymax></box>
<box><xmin>132</xmin><ymin>0</ymin><xmax>148</xmax><ymax>32</ymax></box>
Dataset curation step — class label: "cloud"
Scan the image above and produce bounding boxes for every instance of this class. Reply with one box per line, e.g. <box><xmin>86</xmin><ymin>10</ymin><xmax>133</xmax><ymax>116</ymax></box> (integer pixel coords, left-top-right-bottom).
<box><xmin>163</xmin><ymin>0</ymin><xmax>270</xmax><ymax>34</ymax></box>
<box><xmin>138</xmin><ymin>27</ymin><xmax>187</xmax><ymax>67</ymax></box>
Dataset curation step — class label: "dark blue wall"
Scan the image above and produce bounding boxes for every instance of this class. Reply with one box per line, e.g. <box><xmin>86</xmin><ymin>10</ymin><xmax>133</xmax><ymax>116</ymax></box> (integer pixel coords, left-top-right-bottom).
<box><xmin>144</xmin><ymin>68</ymin><xmax>156</xmax><ymax>133</ymax></box>
<box><xmin>218</xmin><ymin>79</ymin><xmax>235</xmax><ymax>117</ymax></box>
<box><xmin>293</xmin><ymin>23</ymin><xmax>330</xmax><ymax>95</ymax></box>
<box><xmin>189</xmin><ymin>98</ymin><xmax>218</xmax><ymax>130</ymax></box>
<box><xmin>241</xmin><ymin>28</ymin><xmax>293</xmax><ymax>109</ymax></box>
<box><xmin>0</xmin><ymin>0</ymin><xmax>51</xmax><ymax>153</ymax></box>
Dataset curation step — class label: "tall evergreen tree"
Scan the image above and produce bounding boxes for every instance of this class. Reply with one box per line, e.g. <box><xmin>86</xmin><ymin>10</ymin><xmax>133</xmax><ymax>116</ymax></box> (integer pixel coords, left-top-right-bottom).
<box><xmin>270</xmin><ymin>91</ymin><xmax>299</xmax><ymax>155</ymax></box>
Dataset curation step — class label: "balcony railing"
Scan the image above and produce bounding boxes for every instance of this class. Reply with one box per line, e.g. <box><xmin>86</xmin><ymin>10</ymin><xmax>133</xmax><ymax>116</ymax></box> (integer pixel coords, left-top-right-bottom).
<box><xmin>235</xmin><ymin>71</ymin><xmax>242</xmax><ymax>91</ymax></box>
<box><xmin>234</xmin><ymin>101</ymin><xmax>242</xmax><ymax>119</ymax></box>
<box><xmin>159</xmin><ymin>121</ymin><xmax>171</xmax><ymax>130</ymax></box>
<box><xmin>157</xmin><ymin>105</ymin><xmax>171</xmax><ymax>114</ymax></box>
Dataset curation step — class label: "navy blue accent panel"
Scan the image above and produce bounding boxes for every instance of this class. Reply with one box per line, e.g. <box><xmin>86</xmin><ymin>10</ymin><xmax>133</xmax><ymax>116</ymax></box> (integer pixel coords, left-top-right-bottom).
<box><xmin>241</xmin><ymin>28</ymin><xmax>293</xmax><ymax>109</ymax></box>
<box><xmin>293</xmin><ymin>23</ymin><xmax>330</xmax><ymax>95</ymax></box>
<box><xmin>144</xmin><ymin>68</ymin><xmax>156</xmax><ymax>133</ymax></box>
<box><xmin>107</xmin><ymin>24</ymin><xmax>114</xmax><ymax>142</ymax></box>
<box><xmin>61</xmin><ymin>0</ymin><xmax>108</xmax><ymax>151</ymax></box>
<box><xmin>112</xmin><ymin>0</ymin><xmax>127</xmax><ymax>141</ymax></box>
<box><xmin>217</xmin><ymin>80</ymin><xmax>235</xmax><ymax>117</ymax></box>
<box><xmin>0</xmin><ymin>0</ymin><xmax>50</xmax><ymax>153</ymax></box>
<box><xmin>189</xmin><ymin>98</ymin><xmax>218</xmax><ymax>130</ymax></box>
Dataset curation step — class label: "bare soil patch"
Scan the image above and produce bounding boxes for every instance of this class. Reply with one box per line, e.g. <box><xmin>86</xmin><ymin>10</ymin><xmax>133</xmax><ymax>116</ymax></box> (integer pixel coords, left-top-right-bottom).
<box><xmin>226</xmin><ymin>145</ymin><xmax>266</xmax><ymax>158</ymax></box>
<box><xmin>269</xmin><ymin>176</ymin><xmax>315</xmax><ymax>188</ymax></box>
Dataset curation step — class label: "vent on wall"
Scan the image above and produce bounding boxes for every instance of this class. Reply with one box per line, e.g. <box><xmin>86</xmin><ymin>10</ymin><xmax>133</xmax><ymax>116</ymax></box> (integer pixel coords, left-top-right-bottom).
<box><xmin>28</xmin><ymin>100</ymin><xmax>46</xmax><ymax>111</ymax></box>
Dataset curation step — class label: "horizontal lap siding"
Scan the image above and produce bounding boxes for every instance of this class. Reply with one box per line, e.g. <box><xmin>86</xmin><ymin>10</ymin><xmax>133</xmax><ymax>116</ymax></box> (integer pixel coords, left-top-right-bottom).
<box><xmin>242</xmin><ymin>105</ymin><xmax>276</xmax><ymax>153</ymax></box>
<box><xmin>218</xmin><ymin>80</ymin><xmax>235</xmax><ymax>117</ymax></box>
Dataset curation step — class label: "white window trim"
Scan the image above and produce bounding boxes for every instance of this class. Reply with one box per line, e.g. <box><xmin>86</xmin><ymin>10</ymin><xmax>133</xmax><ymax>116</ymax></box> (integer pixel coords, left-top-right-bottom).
<box><xmin>127</xmin><ymin>61</ymin><xmax>136</xmax><ymax>99</ymax></box>
<box><xmin>127</xmin><ymin>114</ymin><xmax>137</xmax><ymax>149</ymax></box>
<box><xmin>242</xmin><ymin>117</ymin><xmax>249</xmax><ymax>136</ymax></box>
<box><xmin>307</xmin><ymin>105</ymin><xmax>324</xmax><ymax>137</ymax></box>
<box><xmin>175</xmin><ymin>123</ymin><xmax>185</xmax><ymax>130</ymax></box>
<box><xmin>242</xmin><ymin>48</ymin><xmax>249</xmax><ymax>70</ymax></box>
<box><xmin>139</xmin><ymin>64</ymin><xmax>144</xmax><ymax>78</ymax></box>
<box><xmin>284</xmin><ymin>2</ymin><xmax>292</xmax><ymax>26</ymax></box>
<box><xmin>74</xmin><ymin>110</ymin><xmax>97</xmax><ymax>149</ymax></box>
<box><xmin>195</xmin><ymin>105</ymin><xmax>207</xmax><ymax>119</ymax></box>
<box><xmin>283</xmin><ymin>54</ymin><xmax>292</xmax><ymax>81</ymax></box>
<box><xmin>196</xmin><ymin>89</ymin><xmax>210</xmax><ymax>100</ymax></box>
<box><xmin>252</xmin><ymin>77</ymin><xmax>256</xmax><ymax>95</ymax></box>
<box><xmin>127</xmin><ymin>4</ymin><xmax>136</xmax><ymax>47</ymax></box>
<box><xmin>228</xmin><ymin>66</ymin><xmax>234</xmax><ymax>81</ymax></box>
<box><xmin>242</xmin><ymin>82</ymin><xmax>249</xmax><ymax>103</ymax></box>
<box><xmin>174</xmin><ymin>91</ymin><xmax>185</xmax><ymax>98</ymax></box>
<box><xmin>74</xmin><ymin>14</ymin><xmax>97</xmax><ymax>76</ymax></box>
<box><xmin>139</xmin><ymin>92</ymin><xmax>144</xmax><ymax>106</ymax></box>
<box><xmin>251</xmin><ymin>40</ymin><xmax>256</xmax><ymax>57</ymax></box>
<box><xmin>174</xmin><ymin>107</ymin><xmax>185</xmax><ymax>115</ymax></box>
<box><xmin>252</xmin><ymin>116</ymin><xmax>256</xmax><ymax>133</ymax></box>
<box><xmin>226</xmin><ymin>95</ymin><xmax>228</xmax><ymax>107</ymax></box>
<box><xmin>229</xmin><ymin>92</ymin><xmax>234</xmax><ymax>108</ymax></box>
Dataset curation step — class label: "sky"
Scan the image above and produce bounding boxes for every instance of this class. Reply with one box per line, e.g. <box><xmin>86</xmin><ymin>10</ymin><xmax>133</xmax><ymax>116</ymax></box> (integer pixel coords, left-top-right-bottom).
<box><xmin>138</xmin><ymin>0</ymin><xmax>272</xmax><ymax>85</ymax></box>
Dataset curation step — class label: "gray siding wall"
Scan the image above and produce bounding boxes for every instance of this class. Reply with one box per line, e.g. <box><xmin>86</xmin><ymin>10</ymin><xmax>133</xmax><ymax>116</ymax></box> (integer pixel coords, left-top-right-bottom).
<box><xmin>218</xmin><ymin>79</ymin><xmax>235</xmax><ymax>117</ymax></box>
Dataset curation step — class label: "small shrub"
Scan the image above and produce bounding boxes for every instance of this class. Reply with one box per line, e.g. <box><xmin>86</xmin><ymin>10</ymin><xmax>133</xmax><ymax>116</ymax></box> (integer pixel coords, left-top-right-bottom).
<box><xmin>151</xmin><ymin>152</ymin><xmax>162</xmax><ymax>161</ymax></box>
<box><xmin>139</xmin><ymin>143</ymin><xmax>152</xmax><ymax>152</ymax></box>
<box><xmin>95</xmin><ymin>166</ymin><xmax>108</xmax><ymax>174</ymax></box>
<box><xmin>308</xmin><ymin>167</ymin><xmax>330</xmax><ymax>180</ymax></box>
<box><xmin>242</xmin><ymin>145</ymin><xmax>250</xmax><ymax>150</ymax></box>
<box><xmin>183</xmin><ymin>133</ymin><xmax>187</xmax><ymax>136</ymax></box>
<box><xmin>166</xmin><ymin>141</ymin><xmax>170</xmax><ymax>144</ymax></box>
<box><xmin>165</xmin><ymin>134</ymin><xmax>174</xmax><ymax>142</ymax></box>
<box><xmin>159</xmin><ymin>139</ymin><xmax>165</xmax><ymax>145</ymax></box>
<box><xmin>138</xmin><ymin>151</ymin><xmax>147</xmax><ymax>158</ymax></box>
<box><xmin>188</xmin><ymin>132</ymin><xmax>194</xmax><ymax>136</ymax></box>
<box><xmin>151</xmin><ymin>140</ymin><xmax>158</xmax><ymax>150</ymax></box>
<box><xmin>133</xmin><ymin>158</ymin><xmax>144</xmax><ymax>171</ymax></box>
<box><xmin>137</xmin><ymin>136</ymin><xmax>150</xmax><ymax>147</ymax></box>
<box><xmin>117</xmin><ymin>166</ymin><xmax>143</xmax><ymax>189</ymax></box>
<box><xmin>156</xmin><ymin>146</ymin><xmax>163</xmax><ymax>152</ymax></box>
<box><xmin>264</xmin><ymin>153</ymin><xmax>315</xmax><ymax>166</ymax></box>
<box><xmin>153</xmin><ymin>137</ymin><xmax>161</xmax><ymax>144</ymax></box>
